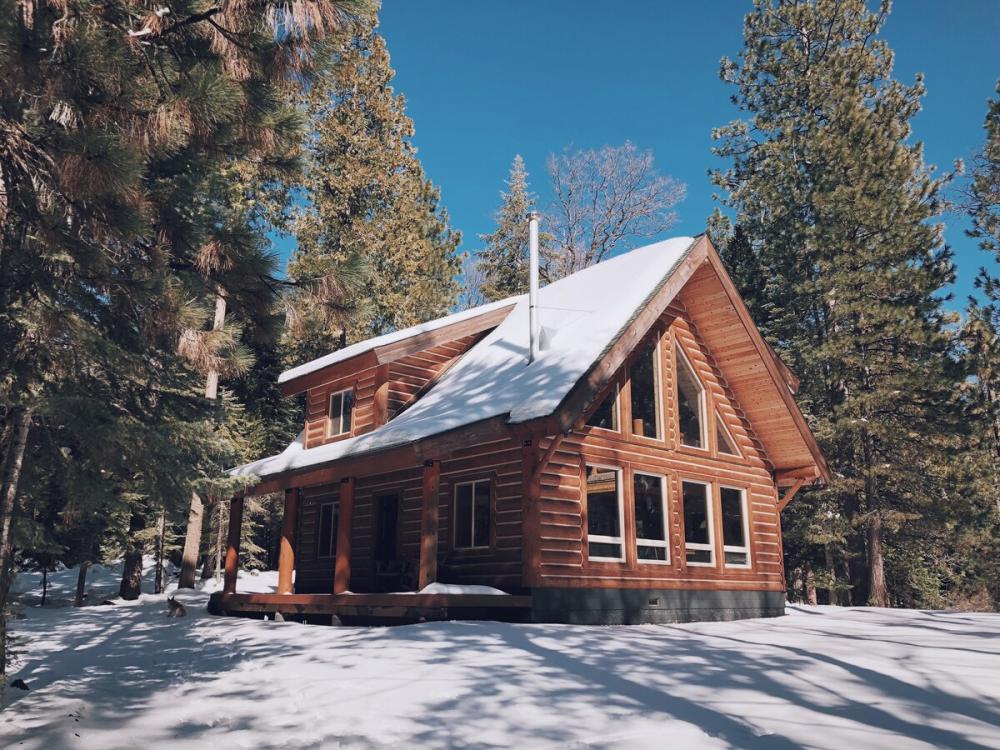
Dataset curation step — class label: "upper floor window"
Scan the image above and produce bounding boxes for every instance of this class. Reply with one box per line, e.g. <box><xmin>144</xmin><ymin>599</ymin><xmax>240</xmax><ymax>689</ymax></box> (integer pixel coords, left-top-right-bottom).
<box><xmin>630</xmin><ymin>341</ymin><xmax>661</xmax><ymax>439</ymax></box>
<box><xmin>716</xmin><ymin>412</ymin><xmax>740</xmax><ymax>456</ymax></box>
<box><xmin>586</xmin><ymin>386</ymin><xmax>619</xmax><ymax>431</ymax></box>
<box><xmin>454</xmin><ymin>479</ymin><xmax>491</xmax><ymax>549</ymax></box>
<box><xmin>675</xmin><ymin>345</ymin><xmax>706</xmax><ymax>449</ymax></box>
<box><xmin>633</xmin><ymin>472</ymin><xmax>669</xmax><ymax>563</ymax></box>
<box><xmin>585</xmin><ymin>465</ymin><xmax>624</xmax><ymax>562</ymax></box>
<box><xmin>328</xmin><ymin>389</ymin><xmax>355</xmax><ymax>438</ymax></box>
<box><xmin>720</xmin><ymin>486</ymin><xmax>751</xmax><ymax>568</ymax></box>
<box><xmin>682</xmin><ymin>480</ymin><xmax>714</xmax><ymax>566</ymax></box>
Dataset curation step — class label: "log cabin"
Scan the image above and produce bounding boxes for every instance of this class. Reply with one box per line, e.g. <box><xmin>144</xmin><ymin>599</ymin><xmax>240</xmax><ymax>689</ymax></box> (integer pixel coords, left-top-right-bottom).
<box><xmin>209</xmin><ymin>231</ymin><xmax>829</xmax><ymax>625</ymax></box>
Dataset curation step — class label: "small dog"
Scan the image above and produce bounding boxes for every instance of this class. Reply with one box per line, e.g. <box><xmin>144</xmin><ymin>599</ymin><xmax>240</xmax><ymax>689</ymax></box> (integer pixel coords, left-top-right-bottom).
<box><xmin>166</xmin><ymin>596</ymin><xmax>187</xmax><ymax>618</ymax></box>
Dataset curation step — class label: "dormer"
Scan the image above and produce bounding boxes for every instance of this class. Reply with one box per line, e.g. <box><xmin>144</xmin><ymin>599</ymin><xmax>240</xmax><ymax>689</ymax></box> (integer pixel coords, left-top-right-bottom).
<box><xmin>278</xmin><ymin>300</ymin><xmax>516</xmax><ymax>450</ymax></box>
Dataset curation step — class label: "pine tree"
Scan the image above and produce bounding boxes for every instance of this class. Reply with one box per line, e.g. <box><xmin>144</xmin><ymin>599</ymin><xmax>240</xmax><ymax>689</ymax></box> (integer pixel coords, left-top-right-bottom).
<box><xmin>478</xmin><ymin>155</ymin><xmax>538</xmax><ymax>302</ymax></box>
<box><xmin>712</xmin><ymin>0</ymin><xmax>963</xmax><ymax>607</ymax></box>
<box><xmin>290</xmin><ymin>11</ymin><xmax>461</xmax><ymax>361</ymax></box>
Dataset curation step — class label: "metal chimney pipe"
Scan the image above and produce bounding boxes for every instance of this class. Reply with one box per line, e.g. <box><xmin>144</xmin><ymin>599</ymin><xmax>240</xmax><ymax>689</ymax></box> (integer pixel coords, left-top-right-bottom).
<box><xmin>527</xmin><ymin>211</ymin><xmax>540</xmax><ymax>364</ymax></box>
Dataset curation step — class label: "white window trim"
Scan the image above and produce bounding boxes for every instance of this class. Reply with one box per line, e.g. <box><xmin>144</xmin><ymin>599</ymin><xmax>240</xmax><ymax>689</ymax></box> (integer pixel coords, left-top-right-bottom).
<box><xmin>317</xmin><ymin>501</ymin><xmax>338</xmax><ymax>559</ymax></box>
<box><xmin>585</xmin><ymin>464</ymin><xmax>626</xmax><ymax>563</ymax></box>
<box><xmin>675</xmin><ymin>344</ymin><xmax>708</xmax><ymax>451</ymax></box>
<box><xmin>633</xmin><ymin>471</ymin><xmax>670</xmax><ymax>565</ymax></box>
<box><xmin>720</xmin><ymin>485</ymin><xmax>753</xmax><ymax>569</ymax></box>
<box><xmin>682</xmin><ymin>479</ymin><xmax>715</xmax><ymax>567</ymax></box>
<box><xmin>327</xmin><ymin>389</ymin><xmax>353</xmax><ymax>438</ymax></box>
<box><xmin>586</xmin><ymin>383</ymin><xmax>621</xmax><ymax>434</ymax></box>
<box><xmin>453</xmin><ymin>478</ymin><xmax>491</xmax><ymax>550</ymax></box>
<box><xmin>716</xmin><ymin>411</ymin><xmax>742</xmax><ymax>458</ymax></box>
<box><xmin>630</xmin><ymin>339</ymin><xmax>664</xmax><ymax>442</ymax></box>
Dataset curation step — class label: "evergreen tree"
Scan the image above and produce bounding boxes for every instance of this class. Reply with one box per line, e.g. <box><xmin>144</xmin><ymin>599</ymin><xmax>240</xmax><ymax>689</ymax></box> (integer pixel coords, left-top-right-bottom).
<box><xmin>712</xmin><ymin>0</ymin><xmax>963</xmax><ymax>607</ymax></box>
<box><xmin>290</xmin><ymin>11</ymin><xmax>461</xmax><ymax>361</ymax></box>
<box><xmin>478</xmin><ymin>155</ymin><xmax>538</xmax><ymax>302</ymax></box>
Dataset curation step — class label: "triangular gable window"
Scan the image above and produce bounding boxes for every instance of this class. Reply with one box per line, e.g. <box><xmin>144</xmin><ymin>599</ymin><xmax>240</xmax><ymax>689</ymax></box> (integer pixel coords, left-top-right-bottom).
<box><xmin>716</xmin><ymin>411</ymin><xmax>740</xmax><ymax>457</ymax></box>
<box><xmin>675</xmin><ymin>345</ymin><xmax>706</xmax><ymax>449</ymax></box>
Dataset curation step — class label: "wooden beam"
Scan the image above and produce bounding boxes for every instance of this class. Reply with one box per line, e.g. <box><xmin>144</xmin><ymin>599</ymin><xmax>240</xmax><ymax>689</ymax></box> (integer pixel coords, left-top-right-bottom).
<box><xmin>372</xmin><ymin>364</ymin><xmax>390</xmax><ymax>427</ymax></box>
<box><xmin>277</xmin><ymin>488</ymin><xmax>298</xmax><ymax>594</ymax></box>
<box><xmin>418</xmin><ymin>460</ymin><xmax>440</xmax><ymax>590</ymax></box>
<box><xmin>223</xmin><ymin>495</ymin><xmax>244</xmax><ymax>594</ymax></box>
<box><xmin>373</xmin><ymin>305</ymin><xmax>513</xmax><ymax>364</ymax></box>
<box><xmin>777</xmin><ymin>478</ymin><xmax>806</xmax><ymax>512</ymax></box>
<box><xmin>334</xmin><ymin>477</ymin><xmax>355</xmax><ymax>593</ymax></box>
<box><xmin>532</xmin><ymin>433</ymin><xmax>565</xmax><ymax>484</ymax></box>
<box><xmin>776</xmin><ymin>466</ymin><xmax>821</xmax><ymax>486</ymax></box>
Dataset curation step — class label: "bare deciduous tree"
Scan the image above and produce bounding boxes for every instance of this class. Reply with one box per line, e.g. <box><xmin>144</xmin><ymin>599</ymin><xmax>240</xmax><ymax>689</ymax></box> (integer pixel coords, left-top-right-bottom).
<box><xmin>543</xmin><ymin>141</ymin><xmax>686</xmax><ymax>280</ymax></box>
<box><xmin>458</xmin><ymin>253</ymin><xmax>489</xmax><ymax>311</ymax></box>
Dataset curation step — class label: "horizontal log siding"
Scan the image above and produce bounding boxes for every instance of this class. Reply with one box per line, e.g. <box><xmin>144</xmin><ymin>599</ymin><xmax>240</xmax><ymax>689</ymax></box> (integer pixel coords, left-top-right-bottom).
<box><xmin>387</xmin><ymin>333</ymin><xmax>480</xmax><ymax>417</ymax></box>
<box><xmin>295</xmin><ymin>483</ymin><xmax>340</xmax><ymax>593</ymax></box>
<box><xmin>304</xmin><ymin>367</ymin><xmax>379</xmax><ymax>450</ymax></box>
<box><xmin>535</xmin><ymin>305</ymin><xmax>784</xmax><ymax>593</ymax></box>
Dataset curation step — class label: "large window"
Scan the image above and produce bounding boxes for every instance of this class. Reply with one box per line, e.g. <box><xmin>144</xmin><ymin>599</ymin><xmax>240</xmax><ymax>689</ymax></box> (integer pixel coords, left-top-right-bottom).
<box><xmin>585</xmin><ymin>465</ymin><xmax>624</xmax><ymax>561</ymax></box>
<box><xmin>328</xmin><ymin>389</ymin><xmax>355</xmax><ymax>437</ymax></box>
<box><xmin>721</xmin><ymin>486</ymin><xmax>751</xmax><ymax>568</ymax></box>
<box><xmin>630</xmin><ymin>342</ymin><xmax>661</xmax><ymax>439</ymax></box>
<box><xmin>682</xmin><ymin>480</ymin><xmax>714</xmax><ymax>566</ymax></box>
<box><xmin>633</xmin><ymin>472</ymin><xmax>669</xmax><ymax>563</ymax></box>
<box><xmin>675</xmin><ymin>346</ymin><xmax>706</xmax><ymax>449</ymax></box>
<box><xmin>454</xmin><ymin>479</ymin><xmax>491</xmax><ymax>549</ymax></box>
<box><xmin>716</xmin><ymin>412</ymin><xmax>740</xmax><ymax>456</ymax></box>
<box><xmin>316</xmin><ymin>502</ymin><xmax>338</xmax><ymax>559</ymax></box>
<box><xmin>586</xmin><ymin>387</ymin><xmax>618</xmax><ymax>431</ymax></box>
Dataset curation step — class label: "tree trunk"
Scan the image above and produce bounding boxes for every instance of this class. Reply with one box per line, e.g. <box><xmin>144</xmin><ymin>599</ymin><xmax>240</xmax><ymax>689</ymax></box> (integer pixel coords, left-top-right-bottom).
<box><xmin>178</xmin><ymin>291</ymin><xmax>227</xmax><ymax>588</ymax></box>
<box><xmin>179</xmin><ymin>492</ymin><xmax>205</xmax><ymax>589</ymax></box>
<box><xmin>825</xmin><ymin>543</ymin><xmax>838</xmax><ymax>606</ymax></box>
<box><xmin>154</xmin><ymin>510</ymin><xmax>165</xmax><ymax>594</ymax></box>
<box><xmin>119</xmin><ymin>515</ymin><xmax>145</xmax><ymax>600</ymax></box>
<box><xmin>805</xmin><ymin>563</ymin><xmax>818</xmax><ymax>606</ymax></box>
<box><xmin>0</xmin><ymin>407</ymin><xmax>32</xmax><ymax>675</ymax></box>
<box><xmin>40</xmin><ymin>567</ymin><xmax>47</xmax><ymax>606</ymax></box>
<box><xmin>867</xmin><ymin>511</ymin><xmax>888</xmax><ymax>607</ymax></box>
<box><xmin>74</xmin><ymin>561</ymin><xmax>91</xmax><ymax>607</ymax></box>
<box><xmin>214</xmin><ymin>502</ymin><xmax>225</xmax><ymax>582</ymax></box>
<box><xmin>840</xmin><ymin>557</ymin><xmax>853</xmax><ymax>606</ymax></box>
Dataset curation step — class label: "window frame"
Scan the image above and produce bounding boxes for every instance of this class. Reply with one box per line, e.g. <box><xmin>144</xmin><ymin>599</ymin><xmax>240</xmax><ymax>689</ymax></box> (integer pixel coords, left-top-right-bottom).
<box><xmin>680</xmin><ymin>478</ymin><xmax>715</xmax><ymax>567</ymax></box>
<box><xmin>452</xmin><ymin>478</ymin><xmax>493</xmax><ymax>551</ymax></box>
<box><xmin>316</xmin><ymin>501</ymin><xmax>338</xmax><ymax>559</ymax></box>
<box><xmin>715</xmin><ymin>411</ymin><xmax>742</xmax><ymax>458</ymax></box>
<box><xmin>627</xmin><ymin>338</ymin><xmax>664</xmax><ymax>443</ymax></box>
<box><xmin>632</xmin><ymin>470</ymin><xmax>670</xmax><ymax>566</ymax></box>
<box><xmin>720</xmin><ymin>484</ymin><xmax>753</xmax><ymax>570</ymax></box>
<box><xmin>584</xmin><ymin>464</ymin><xmax>626</xmax><ymax>564</ymax></box>
<box><xmin>674</xmin><ymin>343</ymin><xmax>708</xmax><ymax>452</ymax></box>
<box><xmin>327</xmin><ymin>388</ymin><xmax>355</xmax><ymax>439</ymax></box>
<box><xmin>584</xmin><ymin>378</ymin><xmax>621</xmax><ymax>434</ymax></box>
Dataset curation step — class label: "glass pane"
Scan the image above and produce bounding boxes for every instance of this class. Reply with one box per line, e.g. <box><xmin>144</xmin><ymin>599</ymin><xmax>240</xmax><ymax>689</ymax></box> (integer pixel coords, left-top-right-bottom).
<box><xmin>473</xmin><ymin>482</ymin><xmax>491</xmax><ymax>547</ymax></box>
<box><xmin>329</xmin><ymin>392</ymin><xmax>343</xmax><ymax>435</ymax></box>
<box><xmin>455</xmin><ymin>484</ymin><xmax>473</xmax><ymax>548</ymax></box>
<box><xmin>633</xmin><ymin>474</ymin><xmax>665</xmax><ymax>542</ymax></box>
<box><xmin>589</xmin><ymin>542</ymin><xmax>623</xmax><ymax>559</ymax></box>
<box><xmin>629</xmin><ymin>343</ymin><xmax>660</xmax><ymax>438</ymax></box>
<box><xmin>721</xmin><ymin>487</ymin><xmax>746</xmax><ymax>547</ymax></box>
<box><xmin>341</xmin><ymin>390</ymin><xmax>354</xmax><ymax>433</ymax></box>
<box><xmin>717</xmin><ymin>414</ymin><xmax>739</xmax><ymax>455</ymax></box>
<box><xmin>686</xmin><ymin>548</ymin><xmax>712</xmax><ymax>564</ymax></box>
<box><xmin>676</xmin><ymin>347</ymin><xmax>704</xmax><ymax>448</ymax></box>
<box><xmin>586</xmin><ymin>466</ymin><xmax>621</xmax><ymax>539</ymax></box>
<box><xmin>725</xmin><ymin>550</ymin><xmax>748</xmax><ymax>566</ymax></box>
<box><xmin>638</xmin><ymin>545</ymin><xmax>667</xmax><ymax>561</ymax></box>
<box><xmin>682</xmin><ymin>481</ymin><xmax>710</xmax><ymax>546</ymax></box>
<box><xmin>586</xmin><ymin>389</ymin><xmax>618</xmax><ymax>430</ymax></box>
<box><xmin>318</xmin><ymin>503</ymin><xmax>336</xmax><ymax>558</ymax></box>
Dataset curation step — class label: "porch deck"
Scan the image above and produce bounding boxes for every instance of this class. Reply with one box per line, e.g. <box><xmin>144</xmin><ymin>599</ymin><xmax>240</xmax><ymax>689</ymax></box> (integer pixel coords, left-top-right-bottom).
<box><xmin>208</xmin><ymin>591</ymin><xmax>534</xmax><ymax>623</ymax></box>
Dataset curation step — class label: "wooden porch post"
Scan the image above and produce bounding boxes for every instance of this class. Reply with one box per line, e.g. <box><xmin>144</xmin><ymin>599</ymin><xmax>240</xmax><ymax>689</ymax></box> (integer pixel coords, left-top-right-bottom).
<box><xmin>418</xmin><ymin>460</ymin><xmax>440</xmax><ymax>590</ymax></box>
<box><xmin>333</xmin><ymin>477</ymin><xmax>355</xmax><ymax>593</ymax></box>
<box><xmin>277</xmin><ymin>488</ymin><xmax>298</xmax><ymax>594</ymax></box>
<box><xmin>223</xmin><ymin>495</ymin><xmax>244</xmax><ymax>594</ymax></box>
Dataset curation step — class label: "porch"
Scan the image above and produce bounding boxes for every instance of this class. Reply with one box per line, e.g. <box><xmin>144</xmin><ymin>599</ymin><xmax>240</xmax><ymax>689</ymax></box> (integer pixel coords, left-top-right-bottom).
<box><xmin>207</xmin><ymin>590</ymin><xmax>534</xmax><ymax>624</ymax></box>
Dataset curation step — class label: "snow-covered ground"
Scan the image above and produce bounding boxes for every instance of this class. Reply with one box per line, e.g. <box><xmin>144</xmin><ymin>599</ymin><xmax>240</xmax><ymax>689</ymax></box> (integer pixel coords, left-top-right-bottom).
<box><xmin>3</xmin><ymin>567</ymin><xmax>999</xmax><ymax>749</ymax></box>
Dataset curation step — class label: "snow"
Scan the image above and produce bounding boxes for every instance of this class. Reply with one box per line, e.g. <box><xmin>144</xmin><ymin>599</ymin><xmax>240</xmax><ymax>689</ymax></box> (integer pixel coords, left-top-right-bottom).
<box><xmin>4</xmin><ymin>572</ymin><xmax>1000</xmax><ymax>750</ymax></box>
<box><xmin>417</xmin><ymin>582</ymin><xmax>508</xmax><ymax>595</ymax></box>
<box><xmin>277</xmin><ymin>296</ymin><xmax>519</xmax><ymax>385</ymax></box>
<box><xmin>233</xmin><ymin>237</ymin><xmax>697</xmax><ymax>479</ymax></box>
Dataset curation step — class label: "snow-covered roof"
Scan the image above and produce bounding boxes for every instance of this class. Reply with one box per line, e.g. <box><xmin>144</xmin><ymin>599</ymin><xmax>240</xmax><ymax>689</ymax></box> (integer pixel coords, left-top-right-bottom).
<box><xmin>277</xmin><ymin>296</ymin><xmax>519</xmax><ymax>385</ymax></box>
<box><xmin>233</xmin><ymin>236</ymin><xmax>698</xmax><ymax>479</ymax></box>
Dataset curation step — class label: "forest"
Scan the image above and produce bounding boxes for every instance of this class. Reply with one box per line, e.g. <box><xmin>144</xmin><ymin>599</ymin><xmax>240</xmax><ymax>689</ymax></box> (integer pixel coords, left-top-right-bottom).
<box><xmin>0</xmin><ymin>0</ymin><xmax>998</xmax><ymax>677</ymax></box>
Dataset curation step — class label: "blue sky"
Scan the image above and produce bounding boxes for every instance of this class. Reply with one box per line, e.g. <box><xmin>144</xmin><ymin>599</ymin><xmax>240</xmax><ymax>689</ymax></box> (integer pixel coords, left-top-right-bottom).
<box><xmin>277</xmin><ymin>1</ymin><xmax>1000</xmax><ymax>307</ymax></box>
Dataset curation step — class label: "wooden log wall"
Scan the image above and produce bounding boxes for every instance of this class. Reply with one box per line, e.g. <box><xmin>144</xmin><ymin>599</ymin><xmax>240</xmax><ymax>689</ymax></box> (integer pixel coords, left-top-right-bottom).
<box><xmin>534</xmin><ymin>303</ymin><xmax>785</xmax><ymax>593</ymax></box>
<box><xmin>386</xmin><ymin>332</ymin><xmax>481</xmax><ymax>417</ymax></box>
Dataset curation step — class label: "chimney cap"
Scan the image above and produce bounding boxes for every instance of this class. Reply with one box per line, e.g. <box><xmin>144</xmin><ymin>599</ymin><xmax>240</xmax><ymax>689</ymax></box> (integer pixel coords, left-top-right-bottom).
<box><xmin>526</xmin><ymin>211</ymin><xmax>540</xmax><ymax>221</ymax></box>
